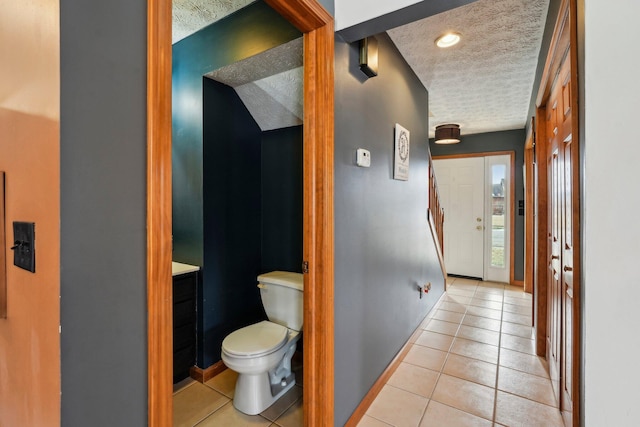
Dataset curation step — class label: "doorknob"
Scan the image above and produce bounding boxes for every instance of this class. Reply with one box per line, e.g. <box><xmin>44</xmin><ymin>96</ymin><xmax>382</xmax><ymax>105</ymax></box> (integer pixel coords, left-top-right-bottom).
<box><xmin>564</xmin><ymin>265</ymin><xmax>573</xmax><ymax>272</ymax></box>
<box><xmin>476</xmin><ymin>217</ymin><xmax>482</xmax><ymax>222</ymax></box>
<box><xmin>476</xmin><ymin>225</ymin><xmax>483</xmax><ymax>231</ymax></box>
<box><xmin>551</xmin><ymin>255</ymin><xmax>559</xmax><ymax>260</ymax></box>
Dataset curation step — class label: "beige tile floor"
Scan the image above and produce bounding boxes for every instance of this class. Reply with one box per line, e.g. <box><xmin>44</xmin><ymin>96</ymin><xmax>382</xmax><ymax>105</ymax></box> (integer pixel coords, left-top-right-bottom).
<box><xmin>358</xmin><ymin>277</ymin><xmax>565</xmax><ymax>427</ymax></box>
<box><xmin>173</xmin><ymin>362</ymin><xmax>303</xmax><ymax>427</ymax></box>
<box><xmin>174</xmin><ymin>277</ymin><xmax>562</xmax><ymax>426</ymax></box>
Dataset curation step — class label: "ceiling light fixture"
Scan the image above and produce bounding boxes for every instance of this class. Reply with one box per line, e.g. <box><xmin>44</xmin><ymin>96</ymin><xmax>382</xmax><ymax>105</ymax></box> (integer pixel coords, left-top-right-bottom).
<box><xmin>434</xmin><ymin>124</ymin><xmax>461</xmax><ymax>144</ymax></box>
<box><xmin>435</xmin><ymin>32</ymin><xmax>461</xmax><ymax>48</ymax></box>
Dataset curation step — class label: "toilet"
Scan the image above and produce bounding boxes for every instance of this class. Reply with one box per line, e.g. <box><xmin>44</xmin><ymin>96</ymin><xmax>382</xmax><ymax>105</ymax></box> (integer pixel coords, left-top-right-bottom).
<box><xmin>221</xmin><ymin>271</ymin><xmax>303</xmax><ymax>415</ymax></box>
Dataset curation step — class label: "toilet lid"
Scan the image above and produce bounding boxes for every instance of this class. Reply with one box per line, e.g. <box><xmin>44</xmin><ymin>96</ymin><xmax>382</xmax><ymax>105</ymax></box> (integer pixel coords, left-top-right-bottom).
<box><xmin>222</xmin><ymin>321</ymin><xmax>288</xmax><ymax>357</ymax></box>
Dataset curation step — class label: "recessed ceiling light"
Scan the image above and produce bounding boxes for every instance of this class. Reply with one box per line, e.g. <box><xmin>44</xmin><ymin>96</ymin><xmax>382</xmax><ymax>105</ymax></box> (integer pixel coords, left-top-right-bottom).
<box><xmin>435</xmin><ymin>32</ymin><xmax>461</xmax><ymax>48</ymax></box>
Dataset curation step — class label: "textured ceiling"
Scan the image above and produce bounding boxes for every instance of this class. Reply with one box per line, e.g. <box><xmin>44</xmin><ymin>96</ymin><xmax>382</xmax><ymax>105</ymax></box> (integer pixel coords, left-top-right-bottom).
<box><xmin>174</xmin><ymin>0</ymin><xmax>550</xmax><ymax>137</ymax></box>
<box><xmin>388</xmin><ymin>0</ymin><xmax>550</xmax><ymax>137</ymax></box>
<box><xmin>205</xmin><ymin>38</ymin><xmax>304</xmax><ymax>131</ymax></box>
<box><xmin>173</xmin><ymin>0</ymin><xmax>255</xmax><ymax>43</ymax></box>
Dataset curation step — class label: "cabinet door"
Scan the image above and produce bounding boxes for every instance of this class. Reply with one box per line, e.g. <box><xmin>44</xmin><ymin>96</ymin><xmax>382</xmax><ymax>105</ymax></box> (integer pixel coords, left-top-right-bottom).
<box><xmin>173</xmin><ymin>272</ymin><xmax>197</xmax><ymax>383</ymax></box>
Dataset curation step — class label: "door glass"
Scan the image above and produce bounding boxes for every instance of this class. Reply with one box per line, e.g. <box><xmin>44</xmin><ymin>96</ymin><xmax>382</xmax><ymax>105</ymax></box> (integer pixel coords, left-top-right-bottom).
<box><xmin>491</xmin><ymin>165</ymin><xmax>506</xmax><ymax>268</ymax></box>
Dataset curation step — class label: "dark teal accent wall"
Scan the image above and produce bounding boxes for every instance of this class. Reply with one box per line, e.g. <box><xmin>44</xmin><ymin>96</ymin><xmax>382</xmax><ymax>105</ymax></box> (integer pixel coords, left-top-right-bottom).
<box><xmin>172</xmin><ymin>2</ymin><xmax>302</xmax><ymax>368</ymax></box>
<box><xmin>261</xmin><ymin>126</ymin><xmax>303</xmax><ymax>273</ymax></box>
<box><xmin>172</xmin><ymin>1</ymin><xmax>301</xmax><ymax>267</ymax></box>
<box><xmin>197</xmin><ymin>78</ymin><xmax>303</xmax><ymax>367</ymax></box>
<box><xmin>429</xmin><ymin>129</ymin><xmax>526</xmax><ymax>282</ymax></box>
<box><xmin>200</xmin><ymin>79</ymin><xmax>304</xmax><ymax>367</ymax></box>
<box><xmin>334</xmin><ymin>33</ymin><xmax>445</xmax><ymax>425</ymax></box>
<box><xmin>202</xmin><ymin>78</ymin><xmax>264</xmax><ymax>367</ymax></box>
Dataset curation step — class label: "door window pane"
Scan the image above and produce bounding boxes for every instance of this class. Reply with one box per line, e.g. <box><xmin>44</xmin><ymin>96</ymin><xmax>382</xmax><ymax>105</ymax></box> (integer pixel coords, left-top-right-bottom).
<box><xmin>491</xmin><ymin>165</ymin><xmax>506</xmax><ymax>268</ymax></box>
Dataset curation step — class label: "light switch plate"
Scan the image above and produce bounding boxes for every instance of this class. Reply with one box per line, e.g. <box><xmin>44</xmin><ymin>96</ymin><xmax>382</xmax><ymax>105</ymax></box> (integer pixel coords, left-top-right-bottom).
<box><xmin>356</xmin><ymin>148</ymin><xmax>371</xmax><ymax>167</ymax></box>
<box><xmin>13</xmin><ymin>221</ymin><xmax>35</xmax><ymax>273</ymax></box>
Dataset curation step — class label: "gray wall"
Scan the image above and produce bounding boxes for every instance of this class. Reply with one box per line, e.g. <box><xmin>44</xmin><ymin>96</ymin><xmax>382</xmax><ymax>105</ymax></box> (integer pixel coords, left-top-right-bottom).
<box><xmin>430</xmin><ymin>129</ymin><xmax>526</xmax><ymax>282</ymax></box>
<box><xmin>334</xmin><ymin>33</ymin><xmax>445</xmax><ymax>425</ymax></box>
<box><xmin>60</xmin><ymin>0</ymin><xmax>147</xmax><ymax>425</ymax></box>
<box><xmin>318</xmin><ymin>0</ymin><xmax>334</xmax><ymax>17</ymax></box>
<box><xmin>526</xmin><ymin>0</ymin><xmax>562</xmax><ymax>134</ymax></box>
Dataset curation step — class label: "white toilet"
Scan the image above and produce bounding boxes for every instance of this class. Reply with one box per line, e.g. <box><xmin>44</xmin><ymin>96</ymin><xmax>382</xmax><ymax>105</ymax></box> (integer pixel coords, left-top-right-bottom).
<box><xmin>221</xmin><ymin>271</ymin><xmax>303</xmax><ymax>415</ymax></box>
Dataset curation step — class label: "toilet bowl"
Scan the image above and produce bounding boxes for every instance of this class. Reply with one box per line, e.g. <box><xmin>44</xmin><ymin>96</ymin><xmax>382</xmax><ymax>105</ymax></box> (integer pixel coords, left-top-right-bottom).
<box><xmin>220</xmin><ymin>271</ymin><xmax>303</xmax><ymax>415</ymax></box>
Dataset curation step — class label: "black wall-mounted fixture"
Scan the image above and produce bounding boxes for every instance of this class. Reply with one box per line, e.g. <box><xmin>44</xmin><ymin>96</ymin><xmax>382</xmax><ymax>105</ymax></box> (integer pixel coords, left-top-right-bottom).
<box><xmin>434</xmin><ymin>124</ymin><xmax>461</xmax><ymax>144</ymax></box>
<box><xmin>11</xmin><ymin>221</ymin><xmax>35</xmax><ymax>273</ymax></box>
<box><xmin>359</xmin><ymin>36</ymin><xmax>379</xmax><ymax>78</ymax></box>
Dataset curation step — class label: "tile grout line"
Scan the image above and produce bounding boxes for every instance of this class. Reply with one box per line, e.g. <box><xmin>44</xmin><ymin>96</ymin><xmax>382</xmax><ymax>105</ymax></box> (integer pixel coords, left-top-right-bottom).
<box><xmin>491</xmin><ymin>283</ymin><xmax>505</xmax><ymax>425</ymax></box>
<box><xmin>411</xmin><ymin>280</ymin><xmax>543</xmax><ymax>426</ymax></box>
<box><xmin>418</xmin><ymin>278</ymin><xmax>492</xmax><ymax>426</ymax></box>
<box><xmin>460</xmin><ymin>281</ymin><xmax>503</xmax><ymax>424</ymax></box>
<box><xmin>415</xmin><ymin>277</ymin><xmax>466</xmax><ymax>426</ymax></box>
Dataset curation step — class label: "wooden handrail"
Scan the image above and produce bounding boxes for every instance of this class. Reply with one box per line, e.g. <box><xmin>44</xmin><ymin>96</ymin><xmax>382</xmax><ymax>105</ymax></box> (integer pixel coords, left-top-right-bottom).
<box><xmin>428</xmin><ymin>152</ymin><xmax>444</xmax><ymax>255</ymax></box>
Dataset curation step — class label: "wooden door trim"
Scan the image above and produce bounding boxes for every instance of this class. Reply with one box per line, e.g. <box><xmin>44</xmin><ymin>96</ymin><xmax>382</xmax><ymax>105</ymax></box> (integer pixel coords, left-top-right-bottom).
<box><xmin>524</xmin><ymin>124</ymin><xmax>535</xmax><ymax>294</ymax></box>
<box><xmin>534</xmin><ymin>0</ymin><xmax>580</xmax><ymax>424</ymax></box>
<box><xmin>534</xmin><ymin>106</ymin><xmax>548</xmax><ymax>357</ymax></box>
<box><xmin>433</xmin><ymin>151</ymin><xmax>516</xmax><ymax>285</ymax></box>
<box><xmin>147</xmin><ymin>0</ymin><xmax>335</xmax><ymax>425</ymax></box>
<box><xmin>147</xmin><ymin>0</ymin><xmax>173</xmax><ymax>424</ymax></box>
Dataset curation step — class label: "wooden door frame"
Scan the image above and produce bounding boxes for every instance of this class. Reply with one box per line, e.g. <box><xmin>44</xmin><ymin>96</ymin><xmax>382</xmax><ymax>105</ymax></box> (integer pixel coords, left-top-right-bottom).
<box><xmin>146</xmin><ymin>1</ymin><xmax>335</xmax><ymax>425</ymax></box>
<box><xmin>433</xmin><ymin>151</ymin><xmax>517</xmax><ymax>285</ymax></box>
<box><xmin>533</xmin><ymin>105</ymin><xmax>549</xmax><ymax>358</ymax></box>
<box><xmin>524</xmin><ymin>123</ymin><xmax>534</xmax><ymax>295</ymax></box>
<box><xmin>533</xmin><ymin>0</ymin><xmax>580</xmax><ymax>424</ymax></box>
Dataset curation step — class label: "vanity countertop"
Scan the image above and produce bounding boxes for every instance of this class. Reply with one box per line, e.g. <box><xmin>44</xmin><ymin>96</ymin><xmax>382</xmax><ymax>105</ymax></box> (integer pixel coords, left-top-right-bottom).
<box><xmin>172</xmin><ymin>262</ymin><xmax>200</xmax><ymax>276</ymax></box>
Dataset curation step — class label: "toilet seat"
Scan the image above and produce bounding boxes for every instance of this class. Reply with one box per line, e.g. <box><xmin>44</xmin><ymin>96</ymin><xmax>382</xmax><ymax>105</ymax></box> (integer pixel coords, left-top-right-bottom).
<box><xmin>222</xmin><ymin>321</ymin><xmax>288</xmax><ymax>358</ymax></box>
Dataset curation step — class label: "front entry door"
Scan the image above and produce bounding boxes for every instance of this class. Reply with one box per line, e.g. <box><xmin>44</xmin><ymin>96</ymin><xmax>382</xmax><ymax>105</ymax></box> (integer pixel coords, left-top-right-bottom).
<box><xmin>433</xmin><ymin>157</ymin><xmax>485</xmax><ymax>278</ymax></box>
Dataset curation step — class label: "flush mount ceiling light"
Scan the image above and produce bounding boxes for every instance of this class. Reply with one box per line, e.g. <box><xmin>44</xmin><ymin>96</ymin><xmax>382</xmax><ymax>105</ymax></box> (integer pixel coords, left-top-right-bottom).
<box><xmin>435</xmin><ymin>32</ymin><xmax>461</xmax><ymax>48</ymax></box>
<box><xmin>434</xmin><ymin>124</ymin><xmax>461</xmax><ymax>144</ymax></box>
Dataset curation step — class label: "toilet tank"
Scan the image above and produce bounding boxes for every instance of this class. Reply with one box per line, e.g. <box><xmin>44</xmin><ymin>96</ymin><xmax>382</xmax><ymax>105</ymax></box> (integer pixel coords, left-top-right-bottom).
<box><xmin>258</xmin><ymin>271</ymin><xmax>304</xmax><ymax>331</ymax></box>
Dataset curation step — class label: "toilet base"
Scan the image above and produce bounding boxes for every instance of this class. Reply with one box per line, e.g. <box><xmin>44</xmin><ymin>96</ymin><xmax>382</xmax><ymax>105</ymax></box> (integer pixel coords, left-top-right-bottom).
<box><xmin>232</xmin><ymin>371</ymin><xmax>296</xmax><ymax>415</ymax></box>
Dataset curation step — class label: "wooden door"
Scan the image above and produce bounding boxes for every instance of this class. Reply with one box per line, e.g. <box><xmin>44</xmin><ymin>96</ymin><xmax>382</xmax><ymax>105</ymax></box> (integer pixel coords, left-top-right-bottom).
<box><xmin>546</xmin><ymin>50</ymin><xmax>576</xmax><ymax>421</ymax></box>
<box><xmin>534</xmin><ymin>0</ymin><xmax>580</xmax><ymax>424</ymax></box>
<box><xmin>433</xmin><ymin>157</ymin><xmax>485</xmax><ymax>278</ymax></box>
<box><xmin>147</xmin><ymin>0</ymin><xmax>335</xmax><ymax>425</ymax></box>
<box><xmin>559</xmin><ymin>52</ymin><xmax>576</xmax><ymax>425</ymax></box>
<box><xmin>546</xmin><ymin>86</ymin><xmax>562</xmax><ymax>402</ymax></box>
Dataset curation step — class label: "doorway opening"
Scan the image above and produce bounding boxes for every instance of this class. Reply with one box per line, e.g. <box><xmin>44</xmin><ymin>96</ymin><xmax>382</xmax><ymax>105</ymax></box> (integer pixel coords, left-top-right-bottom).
<box><xmin>433</xmin><ymin>152</ymin><xmax>515</xmax><ymax>284</ymax></box>
<box><xmin>147</xmin><ymin>0</ymin><xmax>335</xmax><ymax>425</ymax></box>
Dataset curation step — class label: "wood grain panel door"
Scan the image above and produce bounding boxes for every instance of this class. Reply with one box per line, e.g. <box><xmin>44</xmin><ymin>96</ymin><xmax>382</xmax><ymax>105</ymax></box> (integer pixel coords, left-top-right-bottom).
<box><xmin>547</xmin><ymin>138</ymin><xmax>561</xmax><ymax>401</ymax></box>
<box><xmin>546</xmin><ymin>51</ymin><xmax>576</xmax><ymax>418</ymax></box>
<box><xmin>534</xmin><ymin>1</ymin><xmax>580</xmax><ymax>424</ymax></box>
<box><xmin>559</xmin><ymin>52</ymin><xmax>575</xmax><ymax>425</ymax></box>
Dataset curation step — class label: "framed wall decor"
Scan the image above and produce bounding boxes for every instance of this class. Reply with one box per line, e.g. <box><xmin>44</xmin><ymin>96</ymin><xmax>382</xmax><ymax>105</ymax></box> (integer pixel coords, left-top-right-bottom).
<box><xmin>394</xmin><ymin>123</ymin><xmax>410</xmax><ymax>181</ymax></box>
